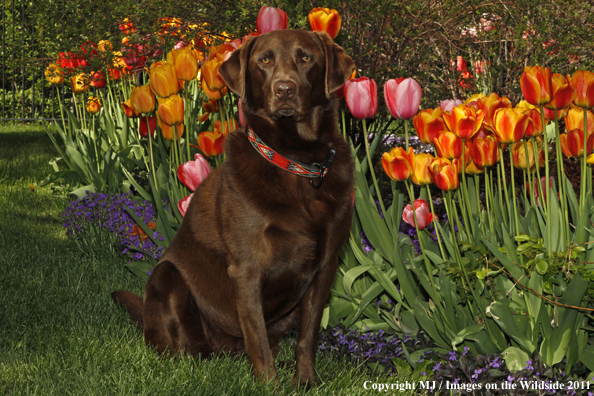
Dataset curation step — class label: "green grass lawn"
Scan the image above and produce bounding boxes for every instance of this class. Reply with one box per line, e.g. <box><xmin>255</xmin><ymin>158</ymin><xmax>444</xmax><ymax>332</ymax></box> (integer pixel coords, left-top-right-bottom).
<box><xmin>0</xmin><ymin>124</ymin><xmax>420</xmax><ymax>395</ymax></box>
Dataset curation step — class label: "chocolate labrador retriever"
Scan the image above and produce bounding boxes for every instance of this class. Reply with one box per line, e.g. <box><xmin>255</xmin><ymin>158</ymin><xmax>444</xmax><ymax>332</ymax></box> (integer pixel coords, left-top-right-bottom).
<box><xmin>112</xmin><ymin>29</ymin><xmax>356</xmax><ymax>387</ymax></box>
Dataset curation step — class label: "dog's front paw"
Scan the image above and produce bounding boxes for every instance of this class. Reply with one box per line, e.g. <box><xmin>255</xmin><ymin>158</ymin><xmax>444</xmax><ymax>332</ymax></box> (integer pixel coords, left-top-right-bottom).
<box><xmin>292</xmin><ymin>364</ymin><xmax>318</xmax><ymax>390</ymax></box>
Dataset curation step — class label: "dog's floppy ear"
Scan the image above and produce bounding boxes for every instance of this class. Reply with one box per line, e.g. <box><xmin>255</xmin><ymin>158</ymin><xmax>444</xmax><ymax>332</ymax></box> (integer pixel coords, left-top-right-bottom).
<box><xmin>314</xmin><ymin>31</ymin><xmax>356</xmax><ymax>99</ymax></box>
<box><xmin>219</xmin><ymin>35</ymin><xmax>258</xmax><ymax>99</ymax></box>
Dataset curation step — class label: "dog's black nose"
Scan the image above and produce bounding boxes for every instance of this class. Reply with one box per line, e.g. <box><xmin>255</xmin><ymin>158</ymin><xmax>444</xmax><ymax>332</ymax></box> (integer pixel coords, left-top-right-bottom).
<box><xmin>274</xmin><ymin>81</ymin><xmax>296</xmax><ymax>99</ymax></box>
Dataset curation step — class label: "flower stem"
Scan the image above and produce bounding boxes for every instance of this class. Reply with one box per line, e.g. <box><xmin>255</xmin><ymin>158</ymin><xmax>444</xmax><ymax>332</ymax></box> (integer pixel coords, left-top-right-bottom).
<box><xmin>362</xmin><ymin>119</ymin><xmax>390</xmax><ymax>233</ymax></box>
<box><xmin>425</xmin><ymin>185</ymin><xmax>446</xmax><ymax>261</ymax></box>
<box><xmin>509</xmin><ymin>147</ymin><xmax>520</xmax><ymax>235</ymax></box>
<box><xmin>539</xmin><ymin>104</ymin><xmax>552</xmax><ymax>256</ymax></box>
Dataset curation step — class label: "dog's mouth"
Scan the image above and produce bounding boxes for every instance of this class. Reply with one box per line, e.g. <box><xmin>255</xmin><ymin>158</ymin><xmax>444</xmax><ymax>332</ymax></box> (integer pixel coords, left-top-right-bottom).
<box><xmin>271</xmin><ymin>104</ymin><xmax>301</xmax><ymax>120</ymax></box>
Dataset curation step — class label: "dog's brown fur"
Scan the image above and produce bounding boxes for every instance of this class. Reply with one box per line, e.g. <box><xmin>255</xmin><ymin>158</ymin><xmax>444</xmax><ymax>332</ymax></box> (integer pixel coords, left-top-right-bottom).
<box><xmin>112</xmin><ymin>29</ymin><xmax>356</xmax><ymax>387</ymax></box>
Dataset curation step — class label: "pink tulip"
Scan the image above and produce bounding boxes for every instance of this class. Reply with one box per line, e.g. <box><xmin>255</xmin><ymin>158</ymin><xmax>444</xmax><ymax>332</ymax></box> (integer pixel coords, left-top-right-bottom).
<box><xmin>402</xmin><ymin>199</ymin><xmax>436</xmax><ymax>230</ymax></box>
<box><xmin>440</xmin><ymin>99</ymin><xmax>463</xmax><ymax>113</ymax></box>
<box><xmin>531</xmin><ymin>177</ymin><xmax>555</xmax><ymax>206</ymax></box>
<box><xmin>344</xmin><ymin>77</ymin><xmax>378</xmax><ymax>119</ymax></box>
<box><xmin>177</xmin><ymin>154</ymin><xmax>211</xmax><ymax>191</ymax></box>
<box><xmin>256</xmin><ymin>6</ymin><xmax>288</xmax><ymax>34</ymax></box>
<box><xmin>178</xmin><ymin>193</ymin><xmax>194</xmax><ymax>217</ymax></box>
<box><xmin>384</xmin><ymin>78</ymin><xmax>422</xmax><ymax>120</ymax></box>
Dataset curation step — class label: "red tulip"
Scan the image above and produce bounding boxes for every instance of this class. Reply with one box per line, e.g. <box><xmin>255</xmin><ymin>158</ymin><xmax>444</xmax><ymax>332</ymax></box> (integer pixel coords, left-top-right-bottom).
<box><xmin>344</xmin><ymin>77</ymin><xmax>378</xmax><ymax>119</ymax></box>
<box><xmin>384</xmin><ymin>78</ymin><xmax>422</xmax><ymax>120</ymax></box>
<box><xmin>256</xmin><ymin>6</ymin><xmax>288</xmax><ymax>34</ymax></box>
<box><xmin>178</xmin><ymin>193</ymin><xmax>194</xmax><ymax>217</ymax></box>
<box><xmin>560</xmin><ymin>129</ymin><xmax>594</xmax><ymax>158</ymax></box>
<box><xmin>90</xmin><ymin>71</ymin><xmax>107</xmax><ymax>89</ymax></box>
<box><xmin>402</xmin><ymin>199</ymin><xmax>436</xmax><ymax>230</ymax></box>
<box><xmin>177</xmin><ymin>153</ymin><xmax>211</xmax><ymax>191</ymax></box>
<box><xmin>139</xmin><ymin>116</ymin><xmax>157</xmax><ymax>138</ymax></box>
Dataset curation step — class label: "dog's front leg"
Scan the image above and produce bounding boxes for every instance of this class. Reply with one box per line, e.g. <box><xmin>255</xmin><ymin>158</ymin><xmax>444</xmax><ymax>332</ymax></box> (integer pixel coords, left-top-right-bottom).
<box><xmin>227</xmin><ymin>261</ymin><xmax>277</xmax><ymax>384</ymax></box>
<box><xmin>293</xmin><ymin>255</ymin><xmax>338</xmax><ymax>388</ymax></box>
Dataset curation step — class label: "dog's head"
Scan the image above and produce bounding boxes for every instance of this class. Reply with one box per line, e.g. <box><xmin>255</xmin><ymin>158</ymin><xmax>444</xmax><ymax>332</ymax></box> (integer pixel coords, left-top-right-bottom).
<box><xmin>219</xmin><ymin>29</ymin><xmax>355</xmax><ymax>123</ymax></box>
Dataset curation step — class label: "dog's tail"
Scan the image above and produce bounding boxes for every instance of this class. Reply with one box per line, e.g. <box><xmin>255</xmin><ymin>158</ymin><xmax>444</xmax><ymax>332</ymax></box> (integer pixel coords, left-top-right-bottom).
<box><xmin>111</xmin><ymin>290</ymin><xmax>144</xmax><ymax>329</ymax></box>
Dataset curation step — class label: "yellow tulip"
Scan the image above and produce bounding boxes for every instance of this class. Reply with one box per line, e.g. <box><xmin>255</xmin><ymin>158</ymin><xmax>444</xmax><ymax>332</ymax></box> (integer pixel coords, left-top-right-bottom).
<box><xmin>156</xmin><ymin>95</ymin><xmax>184</xmax><ymax>126</ymax></box>
<box><xmin>149</xmin><ymin>61</ymin><xmax>179</xmax><ymax>98</ymax></box>
<box><xmin>130</xmin><ymin>85</ymin><xmax>155</xmax><ymax>114</ymax></box>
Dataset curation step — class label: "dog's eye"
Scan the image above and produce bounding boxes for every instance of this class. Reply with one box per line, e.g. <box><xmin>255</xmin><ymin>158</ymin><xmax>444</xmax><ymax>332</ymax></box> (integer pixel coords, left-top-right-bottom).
<box><xmin>261</xmin><ymin>57</ymin><xmax>270</xmax><ymax>64</ymax></box>
<box><xmin>302</xmin><ymin>56</ymin><xmax>312</xmax><ymax>63</ymax></box>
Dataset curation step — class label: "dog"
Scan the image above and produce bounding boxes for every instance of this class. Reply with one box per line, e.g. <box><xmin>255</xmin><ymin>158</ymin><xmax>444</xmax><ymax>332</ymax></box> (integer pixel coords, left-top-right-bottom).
<box><xmin>112</xmin><ymin>29</ymin><xmax>356</xmax><ymax>387</ymax></box>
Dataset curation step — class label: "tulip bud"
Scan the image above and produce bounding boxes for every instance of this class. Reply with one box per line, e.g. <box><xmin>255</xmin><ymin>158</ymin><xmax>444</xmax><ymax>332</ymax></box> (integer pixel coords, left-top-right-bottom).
<box><xmin>149</xmin><ymin>61</ymin><xmax>179</xmax><ymax>98</ymax></box>
<box><xmin>381</xmin><ymin>147</ymin><xmax>413</xmax><ymax>181</ymax></box>
<box><xmin>139</xmin><ymin>116</ymin><xmax>157</xmax><ymax>138</ymax></box>
<box><xmin>384</xmin><ymin>78</ymin><xmax>422</xmax><ymax>120</ymax></box>
<box><xmin>520</xmin><ymin>66</ymin><xmax>552</xmax><ymax>106</ymax></box>
<box><xmin>256</xmin><ymin>6</ymin><xmax>288</xmax><ymax>34</ymax></box>
<box><xmin>344</xmin><ymin>77</ymin><xmax>378</xmax><ymax>119</ymax></box>
<box><xmin>430</xmin><ymin>158</ymin><xmax>459</xmax><ymax>191</ymax></box>
<box><xmin>410</xmin><ymin>152</ymin><xmax>435</xmax><ymax>185</ymax></box>
<box><xmin>130</xmin><ymin>85</ymin><xmax>156</xmax><ymax>114</ymax></box>
<box><xmin>121</xmin><ymin>98</ymin><xmax>141</xmax><ymax>118</ymax></box>
<box><xmin>545</xmin><ymin>73</ymin><xmax>576</xmax><ymax>110</ymax></box>
<box><xmin>571</xmin><ymin>70</ymin><xmax>594</xmax><ymax>109</ymax></box>
<box><xmin>442</xmin><ymin>103</ymin><xmax>484</xmax><ymax>139</ymax></box>
<box><xmin>308</xmin><ymin>7</ymin><xmax>341</xmax><ymax>39</ymax></box>
<box><xmin>412</xmin><ymin>108</ymin><xmax>447</xmax><ymax>145</ymax></box>
<box><xmin>167</xmin><ymin>46</ymin><xmax>199</xmax><ymax>81</ymax></box>
<box><xmin>156</xmin><ymin>95</ymin><xmax>184</xmax><ymax>126</ymax></box>
<box><xmin>157</xmin><ymin>113</ymin><xmax>184</xmax><ymax>141</ymax></box>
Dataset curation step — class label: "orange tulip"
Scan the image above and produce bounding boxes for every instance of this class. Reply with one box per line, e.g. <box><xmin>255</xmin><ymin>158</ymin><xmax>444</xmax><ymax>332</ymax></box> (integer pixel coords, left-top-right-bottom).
<box><xmin>308</xmin><ymin>8</ymin><xmax>341</xmax><ymax>39</ymax></box>
<box><xmin>70</xmin><ymin>73</ymin><xmax>89</xmax><ymax>94</ymax></box>
<box><xmin>493</xmin><ymin>107</ymin><xmax>529</xmax><ymax>144</ymax></box>
<box><xmin>130</xmin><ymin>85</ymin><xmax>155</xmax><ymax>114</ymax></box>
<box><xmin>167</xmin><ymin>46</ymin><xmax>199</xmax><ymax>81</ymax></box>
<box><xmin>476</xmin><ymin>93</ymin><xmax>512</xmax><ymax>132</ymax></box>
<box><xmin>381</xmin><ymin>147</ymin><xmax>413</xmax><ymax>181</ymax></box>
<box><xmin>430</xmin><ymin>158</ymin><xmax>459</xmax><ymax>191</ymax></box>
<box><xmin>149</xmin><ymin>61</ymin><xmax>179</xmax><ymax>98</ymax></box>
<box><xmin>571</xmin><ymin>70</ymin><xmax>594</xmax><ymax>109</ymax></box>
<box><xmin>202</xmin><ymin>57</ymin><xmax>226</xmax><ymax>92</ymax></box>
<box><xmin>471</xmin><ymin>136</ymin><xmax>499</xmax><ymax>167</ymax></box>
<box><xmin>215</xmin><ymin>119</ymin><xmax>239</xmax><ymax>136</ymax></box>
<box><xmin>433</xmin><ymin>131</ymin><xmax>462</xmax><ymax>160</ymax></box>
<box><xmin>410</xmin><ymin>152</ymin><xmax>435</xmax><ymax>185</ymax></box>
<box><xmin>565</xmin><ymin>106</ymin><xmax>594</xmax><ymax>135</ymax></box>
<box><xmin>45</xmin><ymin>63</ymin><xmax>64</xmax><ymax>85</ymax></box>
<box><xmin>156</xmin><ymin>95</ymin><xmax>184</xmax><ymax>126</ymax></box>
<box><xmin>442</xmin><ymin>103</ymin><xmax>484</xmax><ymax>139</ymax></box>
<box><xmin>412</xmin><ymin>108</ymin><xmax>448</xmax><ymax>144</ymax></box>
<box><xmin>197</xmin><ymin>129</ymin><xmax>225</xmax><ymax>156</ymax></box>
<box><xmin>86</xmin><ymin>96</ymin><xmax>101</xmax><ymax>114</ymax></box>
<box><xmin>545</xmin><ymin>73</ymin><xmax>576</xmax><ymax>110</ymax></box>
<box><xmin>464</xmin><ymin>93</ymin><xmax>485</xmax><ymax>107</ymax></box>
<box><xmin>157</xmin><ymin>113</ymin><xmax>184</xmax><ymax>141</ymax></box>
<box><xmin>511</xmin><ymin>140</ymin><xmax>537</xmax><ymax>169</ymax></box>
<box><xmin>560</xmin><ymin>129</ymin><xmax>594</xmax><ymax>158</ymax></box>
<box><xmin>517</xmin><ymin>100</ymin><xmax>545</xmax><ymax>137</ymax></box>
<box><xmin>520</xmin><ymin>66</ymin><xmax>552</xmax><ymax>106</ymax></box>
<box><xmin>121</xmin><ymin>98</ymin><xmax>141</xmax><ymax>118</ymax></box>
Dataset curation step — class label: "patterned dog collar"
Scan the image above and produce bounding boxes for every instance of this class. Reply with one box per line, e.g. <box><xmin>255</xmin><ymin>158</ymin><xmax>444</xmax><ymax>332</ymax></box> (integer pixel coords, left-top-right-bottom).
<box><xmin>245</xmin><ymin>125</ymin><xmax>335</xmax><ymax>189</ymax></box>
